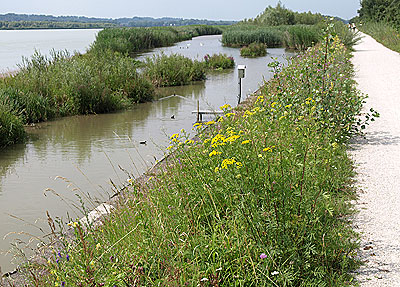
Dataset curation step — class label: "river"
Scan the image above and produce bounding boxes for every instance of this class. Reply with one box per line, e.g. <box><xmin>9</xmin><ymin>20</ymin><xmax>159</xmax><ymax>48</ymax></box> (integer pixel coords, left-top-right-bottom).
<box><xmin>0</xmin><ymin>32</ymin><xmax>292</xmax><ymax>273</ymax></box>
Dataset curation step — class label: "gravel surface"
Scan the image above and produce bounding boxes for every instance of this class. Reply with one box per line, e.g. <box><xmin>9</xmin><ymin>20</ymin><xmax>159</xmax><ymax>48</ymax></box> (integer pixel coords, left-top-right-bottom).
<box><xmin>351</xmin><ymin>32</ymin><xmax>400</xmax><ymax>285</ymax></box>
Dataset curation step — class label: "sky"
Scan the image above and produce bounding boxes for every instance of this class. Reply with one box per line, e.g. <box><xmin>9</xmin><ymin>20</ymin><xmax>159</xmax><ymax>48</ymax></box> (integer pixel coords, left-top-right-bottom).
<box><xmin>0</xmin><ymin>0</ymin><xmax>361</xmax><ymax>21</ymax></box>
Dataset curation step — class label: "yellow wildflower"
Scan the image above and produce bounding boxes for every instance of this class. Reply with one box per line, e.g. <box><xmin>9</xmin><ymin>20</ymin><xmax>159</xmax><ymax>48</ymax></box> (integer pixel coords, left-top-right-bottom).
<box><xmin>167</xmin><ymin>146</ymin><xmax>173</xmax><ymax>150</ymax></box>
<box><xmin>205</xmin><ymin>121</ymin><xmax>215</xmax><ymax>125</ymax></box>
<box><xmin>209</xmin><ymin>150</ymin><xmax>222</xmax><ymax>157</ymax></box>
<box><xmin>170</xmin><ymin>133</ymin><xmax>179</xmax><ymax>140</ymax></box>
<box><xmin>215</xmin><ymin>167</ymin><xmax>220</xmax><ymax>173</ymax></box>
<box><xmin>241</xmin><ymin>140</ymin><xmax>250</xmax><ymax>145</ymax></box>
<box><xmin>220</xmin><ymin>104</ymin><xmax>231</xmax><ymax>110</ymax></box>
<box><xmin>96</xmin><ymin>243</ymin><xmax>101</xmax><ymax>250</ymax></box>
<box><xmin>271</xmin><ymin>102</ymin><xmax>278</xmax><ymax>108</ymax></box>
<box><xmin>285</xmin><ymin>104</ymin><xmax>293</xmax><ymax>108</ymax></box>
<box><xmin>226</xmin><ymin>113</ymin><xmax>235</xmax><ymax>118</ymax></box>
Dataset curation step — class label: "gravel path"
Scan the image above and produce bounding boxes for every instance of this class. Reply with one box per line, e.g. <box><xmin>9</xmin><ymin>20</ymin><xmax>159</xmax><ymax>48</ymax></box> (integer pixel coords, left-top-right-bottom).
<box><xmin>351</xmin><ymin>32</ymin><xmax>400</xmax><ymax>285</ymax></box>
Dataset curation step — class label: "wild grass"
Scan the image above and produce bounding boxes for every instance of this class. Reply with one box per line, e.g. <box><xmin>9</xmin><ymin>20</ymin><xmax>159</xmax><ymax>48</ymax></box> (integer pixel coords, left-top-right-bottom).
<box><xmin>359</xmin><ymin>22</ymin><xmax>400</xmax><ymax>53</ymax></box>
<box><xmin>27</xmin><ymin>33</ymin><xmax>368</xmax><ymax>286</ymax></box>
<box><xmin>240</xmin><ymin>42</ymin><xmax>267</xmax><ymax>57</ymax></box>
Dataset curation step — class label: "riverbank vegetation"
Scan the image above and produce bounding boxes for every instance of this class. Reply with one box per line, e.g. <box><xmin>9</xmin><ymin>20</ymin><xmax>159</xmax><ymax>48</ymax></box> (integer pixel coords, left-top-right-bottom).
<box><xmin>356</xmin><ymin>0</ymin><xmax>400</xmax><ymax>53</ymax></box>
<box><xmin>221</xmin><ymin>3</ymin><xmax>357</xmax><ymax>51</ymax></box>
<box><xmin>240</xmin><ymin>42</ymin><xmax>267</xmax><ymax>57</ymax></box>
<box><xmin>0</xmin><ymin>25</ymin><xmax>234</xmax><ymax>149</ymax></box>
<box><xmin>90</xmin><ymin>25</ymin><xmax>223</xmax><ymax>55</ymax></box>
<box><xmin>25</xmin><ymin>29</ymin><xmax>366</xmax><ymax>286</ymax></box>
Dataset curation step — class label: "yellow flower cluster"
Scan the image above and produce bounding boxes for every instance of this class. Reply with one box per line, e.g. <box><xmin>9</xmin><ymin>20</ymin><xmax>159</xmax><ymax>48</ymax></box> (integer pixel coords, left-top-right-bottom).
<box><xmin>209</xmin><ymin>150</ymin><xmax>222</xmax><ymax>157</ymax></box>
<box><xmin>221</xmin><ymin>158</ymin><xmax>242</xmax><ymax>169</ymax></box>
<box><xmin>220</xmin><ymin>104</ymin><xmax>231</xmax><ymax>110</ymax></box>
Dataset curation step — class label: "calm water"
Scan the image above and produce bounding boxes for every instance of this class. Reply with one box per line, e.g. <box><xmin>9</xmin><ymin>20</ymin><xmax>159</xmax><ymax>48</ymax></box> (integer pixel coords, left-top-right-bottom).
<box><xmin>0</xmin><ymin>29</ymin><xmax>101</xmax><ymax>72</ymax></box>
<box><xmin>0</xmin><ymin>34</ymin><xmax>292</xmax><ymax>272</ymax></box>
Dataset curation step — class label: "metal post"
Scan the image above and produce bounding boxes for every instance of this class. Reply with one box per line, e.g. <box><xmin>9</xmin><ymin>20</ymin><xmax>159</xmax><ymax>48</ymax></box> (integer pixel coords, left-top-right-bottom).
<box><xmin>197</xmin><ymin>100</ymin><xmax>200</xmax><ymax>122</ymax></box>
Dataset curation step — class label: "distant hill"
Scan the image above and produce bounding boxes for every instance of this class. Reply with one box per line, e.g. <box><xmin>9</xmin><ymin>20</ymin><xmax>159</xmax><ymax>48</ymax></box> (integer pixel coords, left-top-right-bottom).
<box><xmin>0</xmin><ymin>13</ymin><xmax>236</xmax><ymax>30</ymax></box>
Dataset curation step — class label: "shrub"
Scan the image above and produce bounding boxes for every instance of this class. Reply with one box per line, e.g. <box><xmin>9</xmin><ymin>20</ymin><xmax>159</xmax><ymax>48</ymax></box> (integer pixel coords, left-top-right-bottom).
<box><xmin>240</xmin><ymin>42</ymin><xmax>267</xmax><ymax>57</ymax></box>
<box><xmin>203</xmin><ymin>53</ymin><xmax>235</xmax><ymax>69</ymax></box>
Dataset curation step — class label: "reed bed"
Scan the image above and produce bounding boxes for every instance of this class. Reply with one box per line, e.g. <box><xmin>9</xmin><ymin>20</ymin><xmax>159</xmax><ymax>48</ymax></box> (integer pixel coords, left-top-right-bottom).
<box><xmin>27</xmin><ymin>33</ymin><xmax>369</xmax><ymax>286</ymax></box>
<box><xmin>90</xmin><ymin>25</ymin><xmax>223</xmax><ymax>55</ymax></box>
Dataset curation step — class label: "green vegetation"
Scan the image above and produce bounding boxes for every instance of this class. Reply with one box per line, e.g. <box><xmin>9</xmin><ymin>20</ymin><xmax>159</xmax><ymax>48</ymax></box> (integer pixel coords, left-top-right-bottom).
<box><xmin>0</xmin><ymin>50</ymin><xmax>153</xmax><ymax>123</ymax></box>
<box><xmin>0</xmin><ymin>25</ymin><xmax>230</xmax><ymax>148</ymax></box>
<box><xmin>358</xmin><ymin>0</ymin><xmax>400</xmax><ymax>29</ymax></box>
<box><xmin>144</xmin><ymin>54</ymin><xmax>206</xmax><ymax>87</ymax></box>
<box><xmin>240</xmin><ymin>42</ymin><xmax>267</xmax><ymax>57</ymax></box>
<box><xmin>359</xmin><ymin>22</ymin><xmax>400</xmax><ymax>53</ymax></box>
<box><xmin>0</xmin><ymin>102</ymin><xmax>25</xmax><ymax>147</ymax></box>
<box><xmin>222</xmin><ymin>25</ymin><xmax>284</xmax><ymax>48</ymax></box>
<box><xmin>357</xmin><ymin>0</ymin><xmax>400</xmax><ymax>53</ymax></box>
<box><xmin>251</xmin><ymin>2</ymin><xmax>324</xmax><ymax>25</ymax></box>
<box><xmin>221</xmin><ymin>4</ymin><xmax>358</xmax><ymax>51</ymax></box>
<box><xmin>90</xmin><ymin>26</ymin><xmax>223</xmax><ymax>55</ymax></box>
<box><xmin>27</xmin><ymin>33</ymin><xmax>367</xmax><ymax>286</ymax></box>
<box><xmin>203</xmin><ymin>53</ymin><xmax>235</xmax><ymax>70</ymax></box>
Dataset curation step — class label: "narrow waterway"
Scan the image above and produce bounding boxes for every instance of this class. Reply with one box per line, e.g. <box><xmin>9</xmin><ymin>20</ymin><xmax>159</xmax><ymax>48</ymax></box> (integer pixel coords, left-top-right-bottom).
<box><xmin>0</xmin><ymin>34</ymin><xmax>292</xmax><ymax>272</ymax></box>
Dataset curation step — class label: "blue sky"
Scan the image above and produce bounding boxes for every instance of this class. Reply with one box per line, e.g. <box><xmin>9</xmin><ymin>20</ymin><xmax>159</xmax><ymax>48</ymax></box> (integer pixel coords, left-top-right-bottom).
<box><xmin>1</xmin><ymin>0</ymin><xmax>360</xmax><ymax>21</ymax></box>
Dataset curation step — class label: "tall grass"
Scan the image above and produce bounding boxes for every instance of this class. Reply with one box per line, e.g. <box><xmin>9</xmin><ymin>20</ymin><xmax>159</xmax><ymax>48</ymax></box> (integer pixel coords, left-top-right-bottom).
<box><xmin>282</xmin><ymin>25</ymin><xmax>321</xmax><ymax>50</ymax></box>
<box><xmin>222</xmin><ymin>25</ymin><xmax>284</xmax><ymax>48</ymax></box>
<box><xmin>143</xmin><ymin>53</ymin><xmax>206</xmax><ymax>87</ymax></box>
<box><xmin>90</xmin><ymin>25</ymin><xmax>223</xmax><ymax>55</ymax></box>
<box><xmin>27</xmin><ymin>34</ymin><xmax>366</xmax><ymax>286</ymax></box>
<box><xmin>359</xmin><ymin>22</ymin><xmax>400</xmax><ymax>53</ymax></box>
<box><xmin>0</xmin><ymin>102</ymin><xmax>25</xmax><ymax>147</ymax></box>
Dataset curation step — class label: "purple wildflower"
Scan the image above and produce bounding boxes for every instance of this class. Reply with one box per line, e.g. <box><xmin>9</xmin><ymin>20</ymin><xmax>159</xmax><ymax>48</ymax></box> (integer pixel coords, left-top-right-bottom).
<box><xmin>66</xmin><ymin>254</ymin><xmax>70</xmax><ymax>261</ymax></box>
<box><xmin>260</xmin><ymin>253</ymin><xmax>268</xmax><ymax>259</ymax></box>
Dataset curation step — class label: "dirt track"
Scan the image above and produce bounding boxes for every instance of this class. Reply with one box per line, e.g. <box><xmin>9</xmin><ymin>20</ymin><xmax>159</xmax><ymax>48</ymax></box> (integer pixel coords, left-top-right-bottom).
<box><xmin>351</xmin><ymin>32</ymin><xmax>400</xmax><ymax>285</ymax></box>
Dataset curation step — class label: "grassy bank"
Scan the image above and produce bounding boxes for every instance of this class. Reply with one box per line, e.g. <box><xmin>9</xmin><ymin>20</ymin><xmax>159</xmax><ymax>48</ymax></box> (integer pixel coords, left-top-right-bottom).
<box><xmin>26</xmin><ymin>34</ymin><xmax>365</xmax><ymax>286</ymax></box>
<box><xmin>240</xmin><ymin>42</ymin><xmax>267</xmax><ymax>57</ymax></box>
<box><xmin>359</xmin><ymin>22</ymin><xmax>400</xmax><ymax>53</ymax></box>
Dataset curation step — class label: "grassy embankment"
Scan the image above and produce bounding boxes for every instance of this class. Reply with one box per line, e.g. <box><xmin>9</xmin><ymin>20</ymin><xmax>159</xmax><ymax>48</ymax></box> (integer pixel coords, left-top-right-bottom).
<box><xmin>358</xmin><ymin>22</ymin><xmax>400</xmax><ymax>53</ymax></box>
<box><xmin>0</xmin><ymin>25</ymin><xmax>232</xmax><ymax>148</ymax></box>
<box><xmin>27</xmin><ymin>32</ymin><xmax>366</xmax><ymax>286</ymax></box>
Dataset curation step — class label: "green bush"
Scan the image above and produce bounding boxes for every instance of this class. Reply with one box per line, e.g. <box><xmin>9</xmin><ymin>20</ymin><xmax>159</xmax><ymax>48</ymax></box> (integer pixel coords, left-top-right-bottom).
<box><xmin>240</xmin><ymin>42</ymin><xmax>267</xmax><ymax>57</ymax></box>
<box><xmin>203</xmin><ymin>53</ymin><xmax>235</xmax><ymax>69</ymax></box>
<box><xmin>143</xmin><ymin>53</ymin><xmax>206</xmax><ymax>87</ymax></box>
